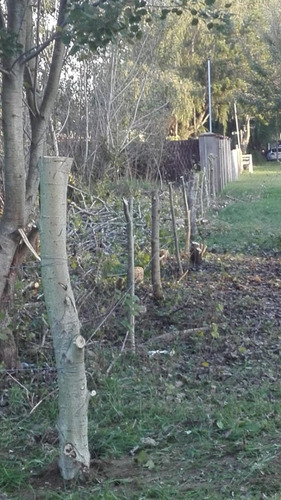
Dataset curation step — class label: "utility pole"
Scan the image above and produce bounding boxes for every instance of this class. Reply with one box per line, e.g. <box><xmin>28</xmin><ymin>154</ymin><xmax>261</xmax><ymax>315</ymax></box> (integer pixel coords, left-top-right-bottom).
<box><xmin>234</xmin><ymin>101</ymin><xmax>241</xmax><ymax>150</ymax></box>
<box><xmin>208</xmin><ymin>56</ymin><xmax>212</xmax><ymax>133</ymax></box>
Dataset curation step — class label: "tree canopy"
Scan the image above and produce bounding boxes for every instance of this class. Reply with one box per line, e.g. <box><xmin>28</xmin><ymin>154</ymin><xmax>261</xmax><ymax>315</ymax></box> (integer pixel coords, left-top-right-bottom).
<box><xmin>45</xmin><ymin>0</ymin><xmax>281</xmax><ymax>170</ymax></box>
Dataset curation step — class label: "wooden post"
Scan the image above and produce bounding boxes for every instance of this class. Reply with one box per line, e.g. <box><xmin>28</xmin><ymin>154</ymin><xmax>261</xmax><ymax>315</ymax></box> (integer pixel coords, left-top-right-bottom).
<box><xmin>169</xmin><ymin>182</ymin><xmax>183</xmax><ymax>275</ymax></box>
<box><xmin>188</xmin><ymin>173</ymin><xmax>200</xmax><ymax>241</ymax></box>
<box><xmin>180</xmin><ymin>176</ymin><xmax>191</xmax><ymax>258</ymax></box>
<box><xmin>151</xmin><ymin>190</ymin><xmax>163</xmax><ymax>300</ymax></box>
<box><xmin>123</xmin><ymin>197</ymin><xmax>136</xmax><ymax>352</ymax></box>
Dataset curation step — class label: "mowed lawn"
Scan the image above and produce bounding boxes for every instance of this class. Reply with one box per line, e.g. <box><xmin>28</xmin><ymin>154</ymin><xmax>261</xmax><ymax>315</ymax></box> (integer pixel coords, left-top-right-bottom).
<box><xmin>204</xmin><ymin>162</ymin><xmax>281</xmax><ymax>254</ymax></box>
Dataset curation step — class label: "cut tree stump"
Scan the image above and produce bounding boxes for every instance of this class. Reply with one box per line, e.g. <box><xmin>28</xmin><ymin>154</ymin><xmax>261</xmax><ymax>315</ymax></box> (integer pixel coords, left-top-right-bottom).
<box><xmin>190</xmin><ymin>241</ymin><xmax>207</xmax><ymax>265</ymax></box>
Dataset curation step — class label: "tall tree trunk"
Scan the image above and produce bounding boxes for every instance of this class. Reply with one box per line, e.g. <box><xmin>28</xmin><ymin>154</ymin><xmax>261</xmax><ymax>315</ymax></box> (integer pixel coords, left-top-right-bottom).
<box><xmin>0</xmin><ymin>1</ymin><xmax>27</xmax><ymax>299</ymax></box>
<box><xmin>0</xmin><ymin>1</ymin><xmax>28</xmax><ymax>366</ymax></box>
<box><xmin>40</xmin><ymin>157</ymin><xmax>90</xmax><ymax>480</ymax></box>
<box><xmin>0</xmin><ymin>0</ymin><xmax>67</xmax><ymax>367</ymax></box>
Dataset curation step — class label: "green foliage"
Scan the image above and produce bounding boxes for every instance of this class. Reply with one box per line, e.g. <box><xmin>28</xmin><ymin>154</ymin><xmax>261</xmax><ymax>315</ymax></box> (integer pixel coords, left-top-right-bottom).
<box><xmin>135</xmin><ymin>245</ymin><xmax>150</xmax><ymax>270</ymax></box>
<box><xmin>64</xmin><ymin>0</ymin><xmax>184</xmax><ymax>54</ymax></box>
<box><xmin>0</xmin><ymin>28</ymin><xmax>23</xmax><ymax>58</ymax></box>
<box><xmin>64</xmin><ymin>0</ymin><xmax>145</xmax><ymax>52</ymax></box>
<box><xmin>63</xmin><ymin>0</ymin><xmax>232</xmax><ymax>58</ymax></box>
<box><xmin>143</xmin><ymin>0</ymin><xmax>281</xmax><ymax>141</ymax></box>
<box><xmin>102</xmin><ymin>252</ymin><xmax>124</xmax><ymax>277</ymax></box>
<box><xmin>154</xmin><ymin>3</ymin><xmax>237</xmax><ymax>138</ymax></box>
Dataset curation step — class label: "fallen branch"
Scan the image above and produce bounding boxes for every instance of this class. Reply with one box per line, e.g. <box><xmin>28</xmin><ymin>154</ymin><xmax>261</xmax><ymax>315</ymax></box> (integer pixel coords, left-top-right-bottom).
<box><xmin>18</xmin><ymin>227</ymin><xmax>40</xmax><ymax>261</ymax></box>
<box><xmin>143</xmin><ymin>324</ymin><xmax>226</xmax><ymax>345</ymax></box>
<box><xmin>225</xmin><ymin>195</ymin><xmax>247</xmax><ymax>203</ymax></box>
<box><xmin>177</xmin><ymin>269</ymin><xmax>189</xmax><ymax>283</ymax></box>
<box><xmin>106</xmin><ymin>331</ymin><xmax>129</xmax><ymax>375</ymax></box>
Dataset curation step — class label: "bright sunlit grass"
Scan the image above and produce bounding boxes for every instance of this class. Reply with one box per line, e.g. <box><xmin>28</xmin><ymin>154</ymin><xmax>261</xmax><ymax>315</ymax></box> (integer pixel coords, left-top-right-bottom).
<box><xmin>203</xmin><ymin>162</ymin><xmax>281</xmax><ymax>253</ymax></box>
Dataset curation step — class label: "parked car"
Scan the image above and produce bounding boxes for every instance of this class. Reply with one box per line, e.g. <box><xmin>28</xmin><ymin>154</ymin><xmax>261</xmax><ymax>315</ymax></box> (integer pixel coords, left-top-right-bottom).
<box><xmin>266</xmin><ymin>147</ymin><xmax>281</xmax><ymax>161</ymax></box>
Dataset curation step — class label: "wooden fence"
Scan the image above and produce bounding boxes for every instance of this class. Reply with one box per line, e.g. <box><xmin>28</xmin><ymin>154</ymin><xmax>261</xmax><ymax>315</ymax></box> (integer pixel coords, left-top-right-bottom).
<box><xmin>162</xmin><ymin>134</ymin><xmax>241</xmax><ymax>191</ymax></box>
<box><xmin>198</xmin><ymin>133</ymin><xmax>240</xmax><ymax>197</ymax></box>
<box><xmin>161</xmin><ymin>134</ymin><xmax>243</xmax><ymax>238</ymax></box>
<box><xmin>162</xmin><ymin>139</ymin><xmax>200</xmax><ymax>182</ymax></box>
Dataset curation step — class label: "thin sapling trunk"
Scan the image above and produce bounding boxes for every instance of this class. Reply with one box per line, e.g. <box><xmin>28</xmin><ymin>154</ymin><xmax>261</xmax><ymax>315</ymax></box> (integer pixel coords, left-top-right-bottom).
<box><xmin>151</xmin><ymin>190</ymin><xmax>163</xmax><ymax>300</ymax></box>
<box><xmin>123</xmin><ymin>197</ymin><xmax>136</xmax><ymax>352</ymax></box>
<box><xmin>168</xmin><ymin>183</ymin><xmax>183</xmax><ymax>275</ymax></box>
<box><xmin>180</xmin><ymin>176</ymin><xmax>191</xmax><ymax>259</ymax></box>
<box><xmin>188</xmin><ymin>173</ymin><xmax>200</xmax><ymax>241</ymax></box>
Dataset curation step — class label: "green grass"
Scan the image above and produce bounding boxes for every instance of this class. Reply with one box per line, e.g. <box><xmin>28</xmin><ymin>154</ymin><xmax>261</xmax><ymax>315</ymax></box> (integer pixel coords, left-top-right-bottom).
<box><xmin>3</xmin><ymin>161</ymin><xmax>281</xmax><ymax>499</ymax></box>
<box><xmin>201</xmin><ymin>163</ymin><xmax>281</xmax><ymax>253</ymax></box>
<box><xmin>3</xmin><ymin>352</ymin><xmax>281</xmax><ymax>499</ymax></box>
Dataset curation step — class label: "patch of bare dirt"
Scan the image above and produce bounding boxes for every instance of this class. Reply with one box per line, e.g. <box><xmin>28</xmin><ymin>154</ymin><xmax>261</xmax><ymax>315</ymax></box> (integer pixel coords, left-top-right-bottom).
<box><xmin>27</xmin><ymin>455</ymin><xmax>158</xmax><ymax>499</ymax></box>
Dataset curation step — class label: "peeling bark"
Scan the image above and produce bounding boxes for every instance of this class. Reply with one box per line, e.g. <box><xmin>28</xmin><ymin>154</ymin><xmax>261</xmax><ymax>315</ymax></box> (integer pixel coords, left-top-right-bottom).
<box><xmin>40</xmin><ymin>157</ymin><xmax>90</xmax><ymax>480</ymax></box>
